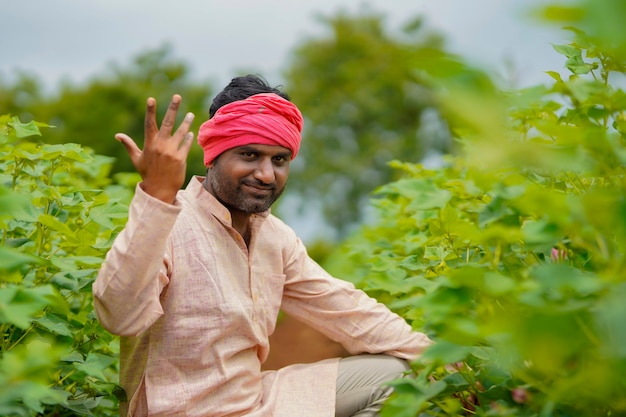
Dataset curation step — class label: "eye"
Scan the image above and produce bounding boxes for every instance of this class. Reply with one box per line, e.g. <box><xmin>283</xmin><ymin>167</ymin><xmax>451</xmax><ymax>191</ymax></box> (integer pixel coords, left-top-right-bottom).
<box><xmin>273</xmin><ymin>155</ymin><xmax>289</xmax><ymax>165</ymax></box>
<box><xmin>240</xmin><ymin>151</ymin><xmax>257</xmax><ymax>159</ymax></box>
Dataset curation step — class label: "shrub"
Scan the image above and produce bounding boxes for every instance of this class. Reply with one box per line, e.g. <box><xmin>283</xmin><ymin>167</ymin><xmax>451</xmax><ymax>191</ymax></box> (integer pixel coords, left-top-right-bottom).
<box><xmin>325</xmin><ymin>27</ymin><xmax>626</xmax><ymax>417</ymax></box>
<box><xmin>0</xmin><ymin>116</ymin><xmax>137</xmax><ymax>416</ymax></box>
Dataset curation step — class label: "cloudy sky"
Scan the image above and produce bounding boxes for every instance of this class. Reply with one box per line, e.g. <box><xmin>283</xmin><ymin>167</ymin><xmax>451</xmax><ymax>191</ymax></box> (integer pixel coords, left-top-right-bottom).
<box><xmin>2</xmin><ymin>0</ymin><xmax>571</xmax><ymax>93</ymax></box>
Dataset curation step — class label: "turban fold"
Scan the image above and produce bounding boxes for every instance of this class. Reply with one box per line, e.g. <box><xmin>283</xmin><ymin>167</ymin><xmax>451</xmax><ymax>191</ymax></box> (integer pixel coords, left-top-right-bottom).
<box><xmin>197</xmin><ymin>93</ymin><xmax>303</xmax><ymax>166</ymax></box>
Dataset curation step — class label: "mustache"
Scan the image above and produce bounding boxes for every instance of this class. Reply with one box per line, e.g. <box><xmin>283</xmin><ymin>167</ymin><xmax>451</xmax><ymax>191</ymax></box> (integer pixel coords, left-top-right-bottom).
<box><xmin>241</xmin><ymin>179</ymin><xmax>275</xmax><ymax>190</ymax></box>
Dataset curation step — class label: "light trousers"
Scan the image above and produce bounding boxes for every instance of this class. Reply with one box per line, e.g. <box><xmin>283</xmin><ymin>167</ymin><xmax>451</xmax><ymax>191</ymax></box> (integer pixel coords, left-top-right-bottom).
<box><xmin>335</xmin><ymin>354</ymin><xmax>410</xmax><ymax>417</ymax></box>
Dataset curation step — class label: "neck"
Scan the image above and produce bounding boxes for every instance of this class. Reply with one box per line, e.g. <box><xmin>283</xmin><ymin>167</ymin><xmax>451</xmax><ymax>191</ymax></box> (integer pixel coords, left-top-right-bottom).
<box><xmin>203</xmin><ymin>176</ymin><xmax>251</xmax><ymax>242</ymax></box>
<box><xmin>231</xmin><ymin>211</ymin><xmax>251</xmax><ymax>241</ymax></box>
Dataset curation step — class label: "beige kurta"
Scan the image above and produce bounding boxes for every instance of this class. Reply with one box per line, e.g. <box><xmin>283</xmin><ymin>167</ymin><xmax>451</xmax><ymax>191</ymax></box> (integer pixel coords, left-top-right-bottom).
<box><xmin>93</xmin><ymin>176</ymin><xmax>432</xmax><ymax>417</ymax></box>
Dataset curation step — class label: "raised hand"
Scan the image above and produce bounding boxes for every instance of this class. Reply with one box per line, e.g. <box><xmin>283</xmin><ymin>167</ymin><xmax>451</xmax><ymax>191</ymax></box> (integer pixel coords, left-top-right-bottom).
<box><xmin>115</xmin><ymin>95</ymin><xmax>195</xmax><ymax>204</ymax></box>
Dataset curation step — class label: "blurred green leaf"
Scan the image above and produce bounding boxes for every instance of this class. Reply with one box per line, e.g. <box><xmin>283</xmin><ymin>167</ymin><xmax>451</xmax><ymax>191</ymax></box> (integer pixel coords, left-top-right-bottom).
<box><xmin>0</xmin><ymin>247</ymin><xmax>41</xmax><ymax>271</ymax></box>
<box><xmin>8</xmin><ymin>116</ymin><xmax>44</xmax><ymax>138</ymax></box>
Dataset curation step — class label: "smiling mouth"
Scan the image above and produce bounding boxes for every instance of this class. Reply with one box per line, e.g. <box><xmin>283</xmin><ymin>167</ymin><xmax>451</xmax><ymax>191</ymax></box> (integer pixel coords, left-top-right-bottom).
<box><xmin>243</xmin><ymin>183</ymin><xmax>273</xmax><ymax>195</ymax></box>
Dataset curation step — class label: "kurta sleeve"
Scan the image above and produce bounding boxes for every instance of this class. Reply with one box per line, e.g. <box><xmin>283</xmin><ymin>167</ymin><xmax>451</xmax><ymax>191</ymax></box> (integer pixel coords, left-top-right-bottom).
<box><xmin>281</xmin><ymin>237</ymin><xmax>433</xmax><ymax>361</ymax></box>
<box><xmin>92</xmin><ymin>184</ymin><xmax>182</xmax><ymax>337</ymax></box>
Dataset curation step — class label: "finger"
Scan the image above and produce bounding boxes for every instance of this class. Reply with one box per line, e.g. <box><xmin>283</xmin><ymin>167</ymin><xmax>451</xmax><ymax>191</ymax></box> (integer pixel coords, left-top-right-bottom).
<box><xmin>115</xmin><ymin>133</ymin><xmax>142</xmax><ymax>165</ymax></box>
<box><xmin>144</xmin><ymin>97</ymin><xmax>158</xmax><ymax>144</ymax></box>
<box><xmin>159</xmin><ymin>94</ymin><xmax>182</xmax><ymax>137</ymax></box>
<box><xmin>173</xmin><ymin>112</ymin><xmax>195</xmax><ymax>140</ymax></box>
<box><xmin>178</xmin><ymin>131</ymin><xmax>195</xmax><ymax>155</ymax></box>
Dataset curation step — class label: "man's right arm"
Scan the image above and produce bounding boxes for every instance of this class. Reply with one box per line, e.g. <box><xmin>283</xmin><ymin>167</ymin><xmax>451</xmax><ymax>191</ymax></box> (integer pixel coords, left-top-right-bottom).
<box><xmin>93</xmin><ymin>95</ymin><xmax>193</xmax><ymax>336</ymax></box>
<box><xmin>92</xmin><ymin>184</ymin><xmax>181</xmax><ymax>337</ymax></box>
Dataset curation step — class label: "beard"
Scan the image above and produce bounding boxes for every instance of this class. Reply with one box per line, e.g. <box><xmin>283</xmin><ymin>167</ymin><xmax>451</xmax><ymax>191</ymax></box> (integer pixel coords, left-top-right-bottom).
<box><xmin>208</xmin><ymin>166</ymin><xmax>285</xmax><ymax>214</ymax></box>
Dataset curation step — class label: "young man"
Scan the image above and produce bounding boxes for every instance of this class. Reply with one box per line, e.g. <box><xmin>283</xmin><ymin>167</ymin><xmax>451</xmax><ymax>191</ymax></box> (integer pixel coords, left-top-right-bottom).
<box><xmin>93</xmin><ymin>75</ymin><xmax>432</xmax><ymax>417</ymax></box>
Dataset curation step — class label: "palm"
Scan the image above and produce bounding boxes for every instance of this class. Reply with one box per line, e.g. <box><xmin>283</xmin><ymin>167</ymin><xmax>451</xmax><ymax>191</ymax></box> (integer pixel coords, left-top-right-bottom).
<box><xmin>115</xmin><ymin>95</ymin><xmax>195</xmax><ymax>203</ymax></box>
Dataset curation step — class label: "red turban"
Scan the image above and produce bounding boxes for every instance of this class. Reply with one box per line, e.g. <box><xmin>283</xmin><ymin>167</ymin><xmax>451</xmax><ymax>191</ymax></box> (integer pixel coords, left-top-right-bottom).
<box><xmin>197</xmin><ymin>93</ymin><xmax>303</xmax><ymax>166</ymax></box>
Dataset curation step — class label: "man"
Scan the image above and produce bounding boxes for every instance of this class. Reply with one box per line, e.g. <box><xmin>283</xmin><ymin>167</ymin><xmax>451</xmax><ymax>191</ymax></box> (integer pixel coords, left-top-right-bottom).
<box><xmin>93</xmin><ymin>75</ymin><xmax>432</xmax><ymax>417</ymax></box>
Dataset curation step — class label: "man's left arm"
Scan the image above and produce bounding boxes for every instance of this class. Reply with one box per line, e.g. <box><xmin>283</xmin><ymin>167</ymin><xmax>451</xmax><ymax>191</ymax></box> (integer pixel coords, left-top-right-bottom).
<box><xmin>281</xmin><ymin>239</ymin><xmax>433</xmax><ymax>361</ymax></box>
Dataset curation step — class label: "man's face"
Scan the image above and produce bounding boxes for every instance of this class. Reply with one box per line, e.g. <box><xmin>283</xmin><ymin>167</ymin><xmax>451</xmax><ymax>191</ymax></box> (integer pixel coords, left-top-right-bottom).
<box><xmin>207</xmin><ymin>144</ymin><xmax>291</xmax><ymax>214</ymax></box>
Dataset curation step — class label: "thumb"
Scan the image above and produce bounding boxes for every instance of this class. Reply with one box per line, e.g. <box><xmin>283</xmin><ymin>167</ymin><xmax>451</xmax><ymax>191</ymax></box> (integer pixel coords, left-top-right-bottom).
<box><xmin>115</xmin><ymin>133</ymin><xmax>142</xmax><ymax>165</ymax></box>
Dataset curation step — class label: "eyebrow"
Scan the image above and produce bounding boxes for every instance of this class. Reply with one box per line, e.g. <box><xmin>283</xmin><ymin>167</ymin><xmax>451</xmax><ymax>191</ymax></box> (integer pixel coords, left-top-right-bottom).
<box><xmin>238</xmin><ymin>145</ymin><xmax>292</xmax><ymax>159</ymax></box>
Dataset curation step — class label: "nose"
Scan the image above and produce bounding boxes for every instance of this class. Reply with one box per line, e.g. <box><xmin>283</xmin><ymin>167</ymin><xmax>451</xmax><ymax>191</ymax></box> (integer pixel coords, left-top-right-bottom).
<box><xmin>253</xmin><ymin>157</ymin><xmax>275</xmax><ymax>184</ymax></box>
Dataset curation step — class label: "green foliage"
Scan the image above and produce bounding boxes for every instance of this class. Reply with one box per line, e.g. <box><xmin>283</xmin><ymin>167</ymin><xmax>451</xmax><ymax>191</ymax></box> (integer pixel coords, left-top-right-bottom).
<box><xmin>540</xmin><ymin>0</ymin><xmax>626</xmax><ymax>60</ymax></box>
<box><xmin>3</xmin><ymin>4</ymin><xmax>625</xmax><ymax>416</ymax></box>
<box><xmin>325</xmin><ymin>19</ymin><xmax>626</xmax><ymax>417</ymax></box>
<box><xmin>284</xmin><ymin>13</ymin><xmax>452</xmax><ymax>236</ymax></box>
<box><xmin>0</xmin><ymin>115</ymin><xmax>135</xmax><ymax>416</ymax></box>
<box><xmin>1</xmin><ymin>44</ymin><xmax>213</xmax><ymax>177</ymax></box>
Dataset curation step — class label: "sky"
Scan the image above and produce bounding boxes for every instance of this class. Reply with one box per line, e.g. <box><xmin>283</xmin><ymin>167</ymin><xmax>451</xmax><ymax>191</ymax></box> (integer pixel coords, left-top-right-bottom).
<box><xmin>2</xmin><ymin>0</ymin><xmax>572</xmax><ymax>94</ymax></box>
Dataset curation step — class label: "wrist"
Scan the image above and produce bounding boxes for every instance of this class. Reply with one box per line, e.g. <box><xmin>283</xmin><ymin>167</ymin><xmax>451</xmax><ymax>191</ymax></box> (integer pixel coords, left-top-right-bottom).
<box><xmin>139</xmin><ymin>182</ymin><xmax>178</xmax><ymax>205</ymax></box>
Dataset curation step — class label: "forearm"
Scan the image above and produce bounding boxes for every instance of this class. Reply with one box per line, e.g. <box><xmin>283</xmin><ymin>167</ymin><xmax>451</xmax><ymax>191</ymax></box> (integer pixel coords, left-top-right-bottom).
<box><xmin>93</xmin><ymin>184</ymin><xmax>181</xmax><ymax>336</ymax></box>
<box><xmin>284</xmin><ymin>279</ymin><xmax>432</xmax><ymax>360</ymax></box>
<box><xmin>282</xmin><ymin>251</ymin><xmax>433</xmax><ymax>360</ymax></box>
<box><xmin>333</xmin><ymin>290</ymin><xmax>433</xmax><ymax>360</ymax></box>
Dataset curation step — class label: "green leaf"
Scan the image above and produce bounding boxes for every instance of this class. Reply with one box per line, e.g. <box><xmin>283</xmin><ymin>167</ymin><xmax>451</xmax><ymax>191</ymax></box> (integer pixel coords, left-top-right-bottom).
<box><xmin>545</xmin><ymin>71</ymin><xmax>563</xmax><ymax>82</ymax></box>
<box><xmin>88</xmin><ymin>201</ymin><xmax>130</xmax><ymax>229</ymax></box>
<box><xmin>41</xmin><ymin>143</ymin><xmax>92</xmax><ymax>163</ymax></box>
<box><xmin>540</xmin><ymin>6</ymin><xmax>586</xmax><ymax>22</ymax></box>
<box><xmin>0</xmin><ymin>286</ymin><xmax>57</xmax><ymax>328</ymax></box>
<box><xmin>441</xmin><ymin>371</ymin><xmax>471</xmax><ymax>393</ymax></box>
<box><xmin>73</xmin><ymin>353</ymin><xmax>117</xmax><ymax>381</ymax></box>
<box><xmin>378</xmin><ymin>178</ymin><xmax>452</xmax><ymax>210</ymax></box>
<box><xmin>385</xmin><ymin>379</ymin><xmax>447</xmax><ymax>410</ymax></box>
<box><xmin>50</xmin><ymin>273</ymin><xmax>80</xmax><ymax>293</ymax></box>
<box><xmin>521</xmin><ymin>219</ymin><xmax>561</xmax><ymax>245</ymax></box>
<box><xmin>419</xmin><ymin>340</ymin><xmax>473</xmax><ymax>365</ymax></box>
<box><xmin>552</xmin><ymin>44</ymin><xmax>582</xmax><ymax>59</ymax></box>
<box><xmin>531</xmin><ymin>264</ymin><xmax>604</xmax><ymax>297</ymax></box>
<box><xmin>424</xmin><ymin>246</ymin><xmax>443</xmax><ymax>261</ymax></box>
<box><xmin>63</xmin><ymin>397</ymin><xmax>99</xmax><ymax>416</ymax></box>
<box><xmin>483</xmin><ymin>272</ymin><xmax>516</xmax><ymax>296</ymax></box>
<box><xmin>447</xmin><ymin>268</ymin><xmax>516</xmax><ymax>296</ymax></box>
<box><xmin>35</xmin><ymin>313</ymin><xmax>74</xmax><ymax>337</ymax></box>
<box><xmin>8</xmin><ymin>117</ymin><xmax>43</xmax><ymax>138</ymax></box>
<box><xmin>0</xmin><ymin>187</ymin><xmax>31</xmax><ymax>217</ymax></box>
<box><xmin>398</xmin><ymin>255</ymin><xmax>422</xmax><ymax>271</ymax></box>
<box><xmin>38</xmin><ymin>214</ymin><xmax>78</xmax><ymax>241</ymax></box>
<box><xmin>21</xmin><ymin>384</ymin><xmax>70</xmax><ymax>412</ymax></box>
<box><xmin>0</xmin><ymin>247</ymin><xmax>42</xmax><ymax>271</ymax></box>
<box><xmin>567</xmin><ymin>77</ymin><xmax>604</xmax><ymax>102</ymax></box>
<box><xmin>478</xmin><ymin>196</ymin><xmax>517</xmax><ymax>227</ymax></box>
<box><xmin>595</xmin><ymin>282</ymin><xmax>626</xmax><ymax>357</ymax></box>
<box><xmin>61</xmin><ymin>351</ymin><xmax>85</xmax><ymax>363</ymax></box>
